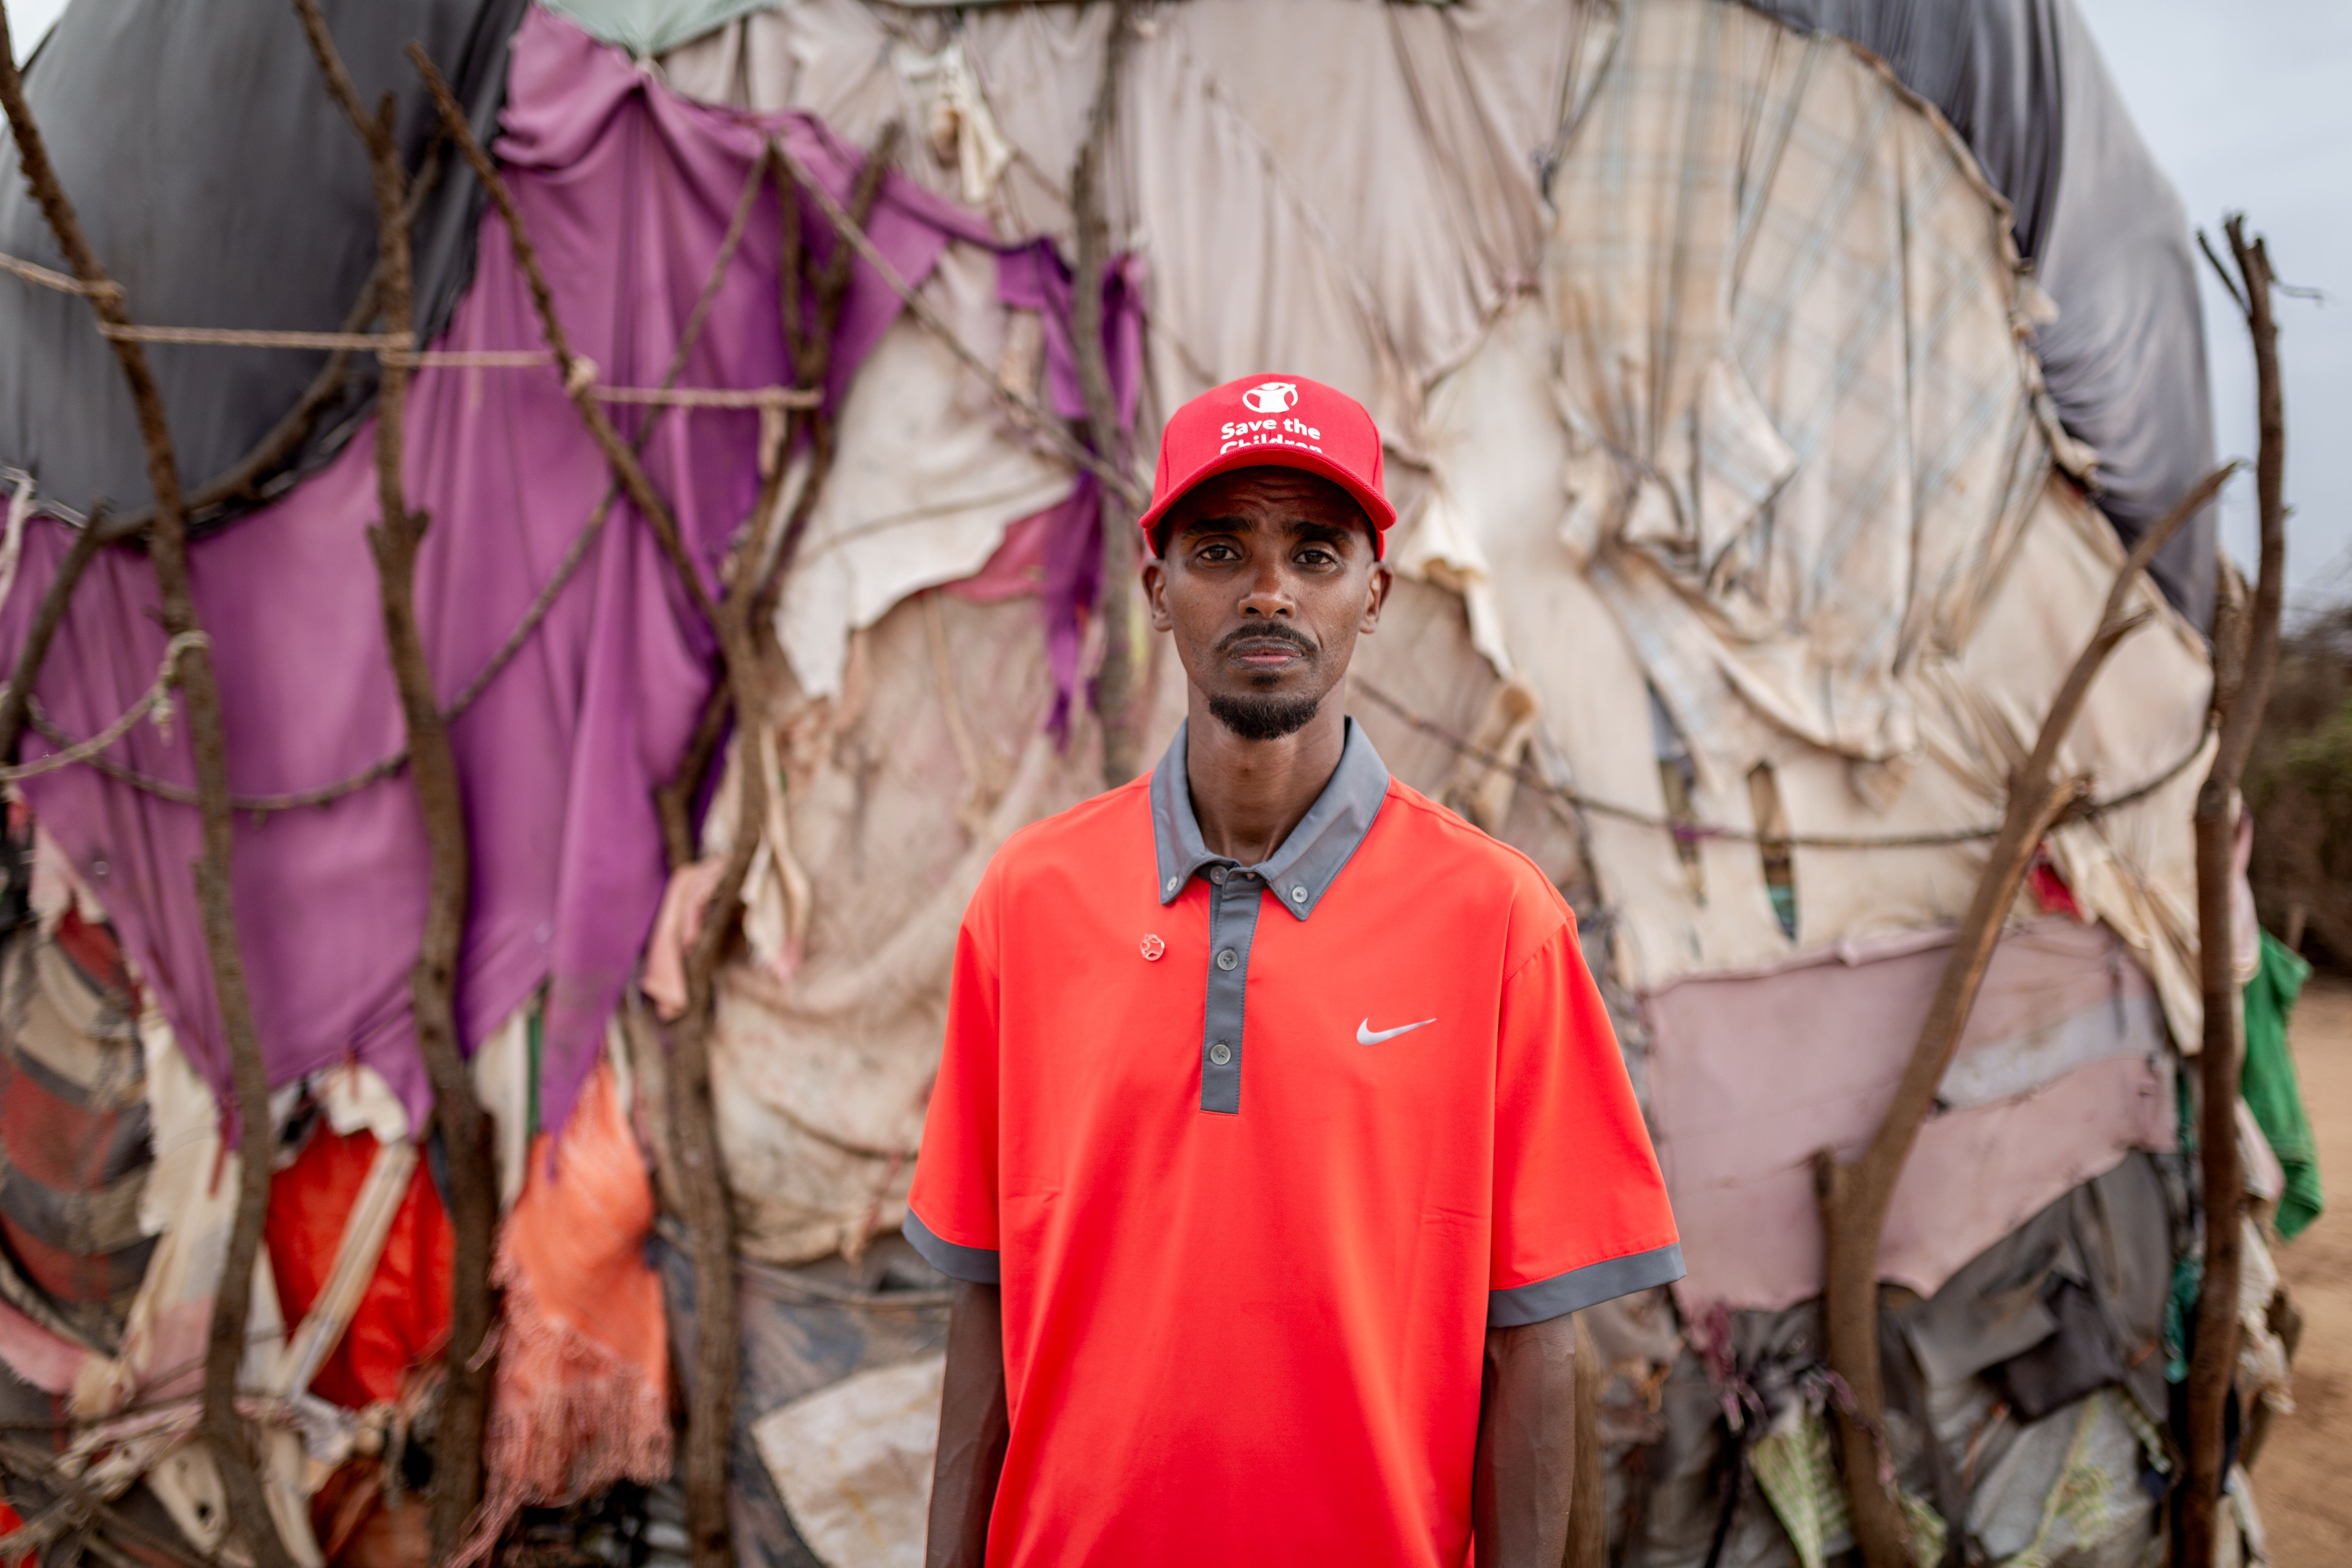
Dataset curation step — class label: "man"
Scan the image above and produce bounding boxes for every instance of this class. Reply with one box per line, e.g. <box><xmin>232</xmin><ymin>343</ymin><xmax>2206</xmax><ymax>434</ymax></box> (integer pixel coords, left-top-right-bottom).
<box><xmin>905</xmin><ymin>374</ymin><xmax>1682</xmax><ymax>1566</ymax></box>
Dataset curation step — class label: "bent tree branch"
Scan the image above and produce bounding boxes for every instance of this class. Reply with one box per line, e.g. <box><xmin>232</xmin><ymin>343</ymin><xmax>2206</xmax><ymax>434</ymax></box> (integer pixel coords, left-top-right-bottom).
<box><xmin>1071</xmin><ymin>0</ymin><xmax>1145</xmax><ymax>785</ymax></box>
<box><xmin>293</xmin><ymin>7</ymin><xmax>498</xmax><ymax>1556</ymax></box>
<box><xmin>2180</xmin><ymin>215</ymin><xmax>2289</xmax><ymax>1568</ymax></box>
<box><xmin>1815</xmin><ymin>464</ymin><xmax>2233</xmax><ymax>1568</ymax></box>
<box><xmin>658</xmin><ymin>124</ymin><xmax>903</xmax><ymax>870</ymax></box>
<box><xmin>0</xmin><ymin>9</ymin><xmax>292</xmax><ymax>1566</ymax></box>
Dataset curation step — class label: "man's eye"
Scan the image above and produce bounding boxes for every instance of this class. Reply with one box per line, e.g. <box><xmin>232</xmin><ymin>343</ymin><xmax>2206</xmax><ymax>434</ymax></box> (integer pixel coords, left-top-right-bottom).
<box><xmin>1298</xmin><ymin>548</ymin><xmax>1334</xmax><ymax>566</ymax></box>
<box><xmin>1199</xmin><ymin>543</ymin><xmax>1237</xmax><ymax>561</ymax></box>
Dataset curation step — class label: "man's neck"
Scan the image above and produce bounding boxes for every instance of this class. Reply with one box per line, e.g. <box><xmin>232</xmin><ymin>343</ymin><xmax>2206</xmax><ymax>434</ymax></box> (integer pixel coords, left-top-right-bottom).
<box><xmin>1183</xmin><ymin>691</ymin><xmax>1348</xmax><ymax>866</ymax></box>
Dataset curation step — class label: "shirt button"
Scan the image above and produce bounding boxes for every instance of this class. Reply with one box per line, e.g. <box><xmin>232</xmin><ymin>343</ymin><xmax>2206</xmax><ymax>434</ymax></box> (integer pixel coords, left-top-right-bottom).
<box><xmin>1216</xmin><ymin>948</ymin><xmax>1238</xmax><ymax>970</ymax></box>
<box><xmin>1165</xmin><ymin>876</ymin><xmax>1179</xmax><ymax>893</ymax></box>
<box><xmin>1209</xmin><ymin>1041</ymin><xmax>1232</xmax><ymax>1066</ymax></box>
<box><xmin>1209</xmin><ymin>866</ymin><xmax>1228</xmax><ymax>885</ymax></box>
<box><xmin>1291</xmin><ymin>886</ymin><xmax>1308</xmax><ymax>904</ymax></box>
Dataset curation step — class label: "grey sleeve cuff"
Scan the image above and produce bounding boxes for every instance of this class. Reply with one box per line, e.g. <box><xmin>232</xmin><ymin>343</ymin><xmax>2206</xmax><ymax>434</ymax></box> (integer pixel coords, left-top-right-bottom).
<box><xmin>903</xmin><ymin>1209</ymin><xmax>1001</xmax><ymax>1285</ymax></box>
<box><xmin>1488</xmin><ymin>1241</ymin><xmax>1685</xmax><ymax>1327</ymax></box>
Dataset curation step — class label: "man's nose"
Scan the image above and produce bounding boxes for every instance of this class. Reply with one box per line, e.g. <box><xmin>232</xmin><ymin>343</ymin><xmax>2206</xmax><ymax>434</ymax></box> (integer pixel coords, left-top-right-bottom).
<box><xmin>1238</xmin><ymin>561</ymin><xmax>1295</xmax><ymax>617</ymax></box>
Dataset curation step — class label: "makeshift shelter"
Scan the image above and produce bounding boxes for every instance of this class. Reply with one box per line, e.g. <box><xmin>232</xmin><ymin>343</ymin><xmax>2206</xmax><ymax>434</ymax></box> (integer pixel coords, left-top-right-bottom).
<box><xmin>0</xmin><ymin>0</ymin><xmax>2301</xmax><ymax>1565</ymax></box>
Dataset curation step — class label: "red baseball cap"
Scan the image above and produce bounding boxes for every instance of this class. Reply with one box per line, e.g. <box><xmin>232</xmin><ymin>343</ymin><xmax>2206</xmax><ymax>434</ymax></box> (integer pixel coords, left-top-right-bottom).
<box><xmin>1137</xmin><ymin>374</ymin><xmax>1397</xmax><ymax>558</ymax></box>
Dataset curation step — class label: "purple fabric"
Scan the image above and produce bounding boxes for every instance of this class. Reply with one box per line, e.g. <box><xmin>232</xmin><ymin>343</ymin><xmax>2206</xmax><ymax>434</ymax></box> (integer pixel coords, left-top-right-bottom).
<box><xmin>0</xmin><ymin>9</ymin><xmax>997</xmax><ymax>1138</ymax></box>
<box><xmin>995</xmin><ymin>244</ymin><xmax>1145</xmax><ymax>737</ymax></box>
<box><xmin>1034</xmin><ymin>475</ymin><xmax>1103</xmax><ymax>739</ymax></box>
<box><xmin>994</xmin><ymin>243</ymin><xmax>1145</xmax><ymax>430</ymax></box>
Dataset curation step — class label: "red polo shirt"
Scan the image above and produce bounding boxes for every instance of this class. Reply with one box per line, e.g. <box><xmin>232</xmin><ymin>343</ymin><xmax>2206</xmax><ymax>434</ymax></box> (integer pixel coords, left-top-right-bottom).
<box><xmin>906</xmin><ymin>721</ymin><xmax>1681</xmax><ymax>1566</ymax></box>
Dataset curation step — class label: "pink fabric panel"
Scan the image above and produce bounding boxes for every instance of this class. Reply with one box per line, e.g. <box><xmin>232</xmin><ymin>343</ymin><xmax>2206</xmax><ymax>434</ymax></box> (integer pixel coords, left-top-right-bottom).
<box><xmin>1645</xmin><ymin>920</ymin><xmax>2176</xmax><ymax>1312</ymax></box>
<box><xmin>0</xmin><ymin>1295</ymin><xmax>91</xmax><ymax>1396</ymax></box>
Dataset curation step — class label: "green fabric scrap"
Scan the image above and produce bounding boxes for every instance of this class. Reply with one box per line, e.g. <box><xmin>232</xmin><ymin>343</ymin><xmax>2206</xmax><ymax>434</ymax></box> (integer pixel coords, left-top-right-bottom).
<box><xmin>526</xmin><ymin>997</ymin><xmax>545</xmax><ymax>1144</ymax></box>
<box><xmin>2164</xmin><ymin>1250</ymin><xmax>2201</xmax><ymax>1385</ymax></box>
<box><xmin>2167</xmin><ymin>924</ymin><xmax>2321</xmax><ymax>1382</ymax></box>
<box><xmin>2242</xmin><ymin>927</ymin><xmax>2323</xmax><ymax>1239</ymax></box>
<box><xmin>1752</xmin><ymin>1411</ymin><xmax>1840</xmax><ymax>1568</ymax></box>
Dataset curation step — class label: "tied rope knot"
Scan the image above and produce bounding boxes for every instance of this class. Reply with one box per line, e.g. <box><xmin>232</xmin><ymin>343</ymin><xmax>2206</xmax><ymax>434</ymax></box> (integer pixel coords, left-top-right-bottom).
<box><xmin>0</xmin><ymin>630</ymin><xmax>211</xmax><ymax>782</ymax></box>
<box><xmin>147</xmin><ymin>630</ymin><xmax>212</xmax><ymax>741</ymax></box>
<box><xmin>563</xmin><ymin>354</ymin><xmax>599</xmax><ymax>399</ymax></box>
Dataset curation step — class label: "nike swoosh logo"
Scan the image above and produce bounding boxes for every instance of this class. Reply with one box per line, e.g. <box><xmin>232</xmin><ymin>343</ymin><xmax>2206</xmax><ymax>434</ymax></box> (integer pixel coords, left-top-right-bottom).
<box><xmin>1357</xmin><ymin>1017</ymin><xmax>1436</xmax><ymax>1045</ymax></box>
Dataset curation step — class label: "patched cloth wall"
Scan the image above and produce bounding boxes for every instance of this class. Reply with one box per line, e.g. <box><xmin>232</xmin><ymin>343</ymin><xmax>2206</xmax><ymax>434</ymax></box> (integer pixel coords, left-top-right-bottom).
<box><xmin>1409</xmin><ymin>0</ymin><xmax>2210</xmax><ymax>1040</ymax></box>
<box><xmin>1743</xmin><ymin>0</ymin><xmax>2221</xmax><ymax>627</ymax></box>
<box><xmin>1541</xmin><ymin>0</ymin><xmax>2065</xmax><ymax>769</ymax></box>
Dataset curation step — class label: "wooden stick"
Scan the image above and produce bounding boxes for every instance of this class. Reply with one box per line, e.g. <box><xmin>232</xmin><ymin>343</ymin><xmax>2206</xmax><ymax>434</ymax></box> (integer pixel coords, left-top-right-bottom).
<box><xmin>0</xmin><ymin>517</ymin><xmax>109</xmax><ymax>762</ymax></box>
<box><xmin>292</xmin><ymin>10</ymin><xmax>497</xmax><ymax>1557</ymax></box>
<box><xmin>1069</xmin><ymin>0</ymin><xmax>1146</xmax><ymax>785</ymax></box>
<box><xmin>657</xmin><ymin>127</ymin><xmax>903</xmax><ymax>871</ymax></box>
<box><xmin>763</xmin><ymin>124</ymin><xmax>900</xmax><ymax>582</ymax></box>
<box><xmin>1567</xmin><ymin>1314</ymin><xmax>1605</xmax><ymax>1568</ymax></box>
<box><xmin>651</xmin><ymin>122</ymin><xmax>898</xmax><ymax>1568</ymax></box>
<box><xmin>1814</xmin><ymin>463</ymin><xmax>2232</xmax><ymax>1567</ymax></box>
<box><xmin>406</xmin><ymin>45</ymin><xmax>717</xmax><ymax>630</ymax></box>
<box><xmin>2180</xmin><ymin>216</ymin><xmax>2290</xmax><ymax>1568</ymax></box>
<box><xmin>0</xmin><ymin>10</ymin><xmax>292</xmax><ymax>1566</ymax></box>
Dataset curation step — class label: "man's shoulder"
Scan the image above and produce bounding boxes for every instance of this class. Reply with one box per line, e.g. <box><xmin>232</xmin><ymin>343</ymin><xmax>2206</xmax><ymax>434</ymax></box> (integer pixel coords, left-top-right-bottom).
<box><xmin>983</xmin><ymin>774</ymin><xmax>1154</xmax><ymax>892</ymax></box>
<box><xmin>1374</xmin><ymin>780</ymin><xmax>1563</xmax><ymax>895</ymax></box>
<box><xmin>1372</xmin><ymin>780</ymin><xmax>1575</xmax><ymax>952</ymax></box>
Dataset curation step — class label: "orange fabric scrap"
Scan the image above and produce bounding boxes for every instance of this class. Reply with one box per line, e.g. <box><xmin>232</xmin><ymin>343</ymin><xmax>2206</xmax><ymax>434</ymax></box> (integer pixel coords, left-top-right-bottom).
<box><xmin>464</xmin><ymin>1060</ymin><xmax>670</xmax><ymax>1557</ymax></box>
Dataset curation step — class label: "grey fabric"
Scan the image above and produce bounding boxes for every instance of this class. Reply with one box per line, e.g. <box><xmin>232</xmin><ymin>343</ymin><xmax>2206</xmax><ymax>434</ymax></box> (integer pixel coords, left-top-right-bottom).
<box><xmin>654</xmin><ymin>1231</ymin><xmax>949</xmax><ymax>1568</ymax></box>
<box><xmin>1991</xmin><ymin>1276</ymin><xmax>2127</xmax><ymax>1421</ymax></box>
<box><xmin>1196</xmin><ymin>868</ymin><xmax>1265</xmax><ymax>1115</ymax></box>
<box><xmin>901</xmin><ymin>1209</ymin><xmax>1000</xmax><ymax>1285</ymax></box>
<box><xmin>1488</xmin><ymin>1242</ymin><xmax>1687</xmax><ymax>1328</ymax></box>
<box><xmin>1740</xmin><ymin>0</ymin><xmax>2218</xmax><ymax>626</ymax></box>
<box><xmin>1893</xmin><ymin>1150</ymin><xmax>2174</xmax><ymax>1424</ymax></box>
<box><xmin>0</xmin><ymin>0</ymin><xmax>529</xmax><ymax>532</ymax></box>
<box><xmin>1148</xmin><ymin>718</ymin><xmax>1392</xmax><ymax>1113</ymax></box>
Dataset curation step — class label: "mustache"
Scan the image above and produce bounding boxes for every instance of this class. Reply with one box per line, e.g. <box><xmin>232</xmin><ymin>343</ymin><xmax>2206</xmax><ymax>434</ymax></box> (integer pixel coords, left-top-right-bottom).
<box><xmin>1217</xmin><ymin>624</ymin><xmax>1316</xmax><ymax>657</ymax></box>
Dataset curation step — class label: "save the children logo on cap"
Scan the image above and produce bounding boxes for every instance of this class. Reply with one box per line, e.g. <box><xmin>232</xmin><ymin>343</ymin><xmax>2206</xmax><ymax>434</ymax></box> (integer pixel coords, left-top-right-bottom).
<box><xmin>1137</xmin><ymin>372</ymin><xmax>1399</xmax><ymax>559</ymax></box>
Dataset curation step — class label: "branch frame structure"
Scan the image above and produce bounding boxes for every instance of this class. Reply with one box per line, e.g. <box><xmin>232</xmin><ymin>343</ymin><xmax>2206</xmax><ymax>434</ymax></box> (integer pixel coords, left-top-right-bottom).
<box><xmin>654</xmin><ymin>123</ymin><xmax>900</xmax><ymax>1568</ymax></box>
<box><xmin>293</xmin><ymin>9</ymin><xmax>500</xmax><ymax>1556</ymax></box>
<box><xmin>2178</xmin><ymin>215</ymin><xmax>2289</xmax><ymax>1568</ymax></box>
<box><xmin>0</xmin><ymin>7</ymin><xmax>293</xmax><ymax>1564</ymax></box>
<box><xmin>1069</xmin><ymin>0</ymin><xmax>1147</xmax><ymax>786</ymax></box>
<box><xmin>657</xmin><ymin>125</ymin><xmax>902</xmax><ymax>871</ymax></box>
<box><xmin>408</xmin><ymin>55</ymin><xmax>909</xmax><ymax>1568</ymax></box>
<box><xmin>1811</xmin><ymin>463</ymin><xmax>2232</xmax><ymax>1568</ymax></box>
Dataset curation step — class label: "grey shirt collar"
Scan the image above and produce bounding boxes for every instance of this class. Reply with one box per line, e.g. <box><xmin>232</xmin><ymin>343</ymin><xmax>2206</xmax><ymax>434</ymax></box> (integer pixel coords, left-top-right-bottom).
<box><xmin>1149</xmin><ymin>716</ymin><xmax>1391</xmax><ymax>920</ymax></box>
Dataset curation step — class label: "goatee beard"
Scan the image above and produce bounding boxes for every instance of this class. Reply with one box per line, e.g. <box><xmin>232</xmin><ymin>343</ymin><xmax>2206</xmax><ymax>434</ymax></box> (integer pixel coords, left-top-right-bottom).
<box><xmin>1208</xmin><ymin>690</ymin><xmax>1323</xmax><ymax>741</ymax></box>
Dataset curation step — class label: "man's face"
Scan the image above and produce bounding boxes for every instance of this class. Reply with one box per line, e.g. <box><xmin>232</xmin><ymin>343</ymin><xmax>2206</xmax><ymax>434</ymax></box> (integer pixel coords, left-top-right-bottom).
<box><xmin>1142</xmin><ymin>468</ymin><xmax>1390</xmax><ymax>741</ymax></box>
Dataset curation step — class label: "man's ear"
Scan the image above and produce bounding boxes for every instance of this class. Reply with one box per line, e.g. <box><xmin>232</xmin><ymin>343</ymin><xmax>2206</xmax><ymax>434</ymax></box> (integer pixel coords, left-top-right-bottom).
<box><xmin>1143</xmin><ymin>553</ymin><xmax>1173</xmax><ymax>633</ymax></box>
<box><xmin>1359</xmin><ymin>560</ymin><xmax>1392</xmax><ymax>636</ymax></box>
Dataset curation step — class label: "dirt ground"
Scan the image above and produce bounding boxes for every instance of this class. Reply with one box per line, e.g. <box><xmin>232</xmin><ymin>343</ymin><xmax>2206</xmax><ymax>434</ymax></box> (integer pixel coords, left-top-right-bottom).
<box><xmin>2254</xmin><ymin>975</ymin><xmax>2352</xmax><ymax>1566</ymax></box>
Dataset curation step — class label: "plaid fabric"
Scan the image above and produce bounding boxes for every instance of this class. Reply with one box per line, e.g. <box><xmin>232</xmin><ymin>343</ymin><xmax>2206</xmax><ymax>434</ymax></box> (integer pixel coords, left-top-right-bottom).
<box><xmin>0</xmin><ymin>929</ymin><xmax>154</xmax><ymax>1347</ymax></box>
<box><xmin>1549</xmin><ymin>0</ymin><xmax>2062</xmax><ymax>770</ymax></box>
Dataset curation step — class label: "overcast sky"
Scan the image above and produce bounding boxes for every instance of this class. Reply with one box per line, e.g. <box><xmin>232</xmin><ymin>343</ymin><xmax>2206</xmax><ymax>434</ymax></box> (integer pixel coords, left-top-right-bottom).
<box><xmin>10</xmin><ymin>0</ymin><xmax>2348</xmax><ymax>605</ymax></box>
<box><xmin>4</xmin><ymin>0</ymin><xmax>62</xmax><ymax>61</ymax></box>
<box><xmin>2076</xmin><ymin>0</ymin><xmax>2352</xmax><ymax>613</ymax></box>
